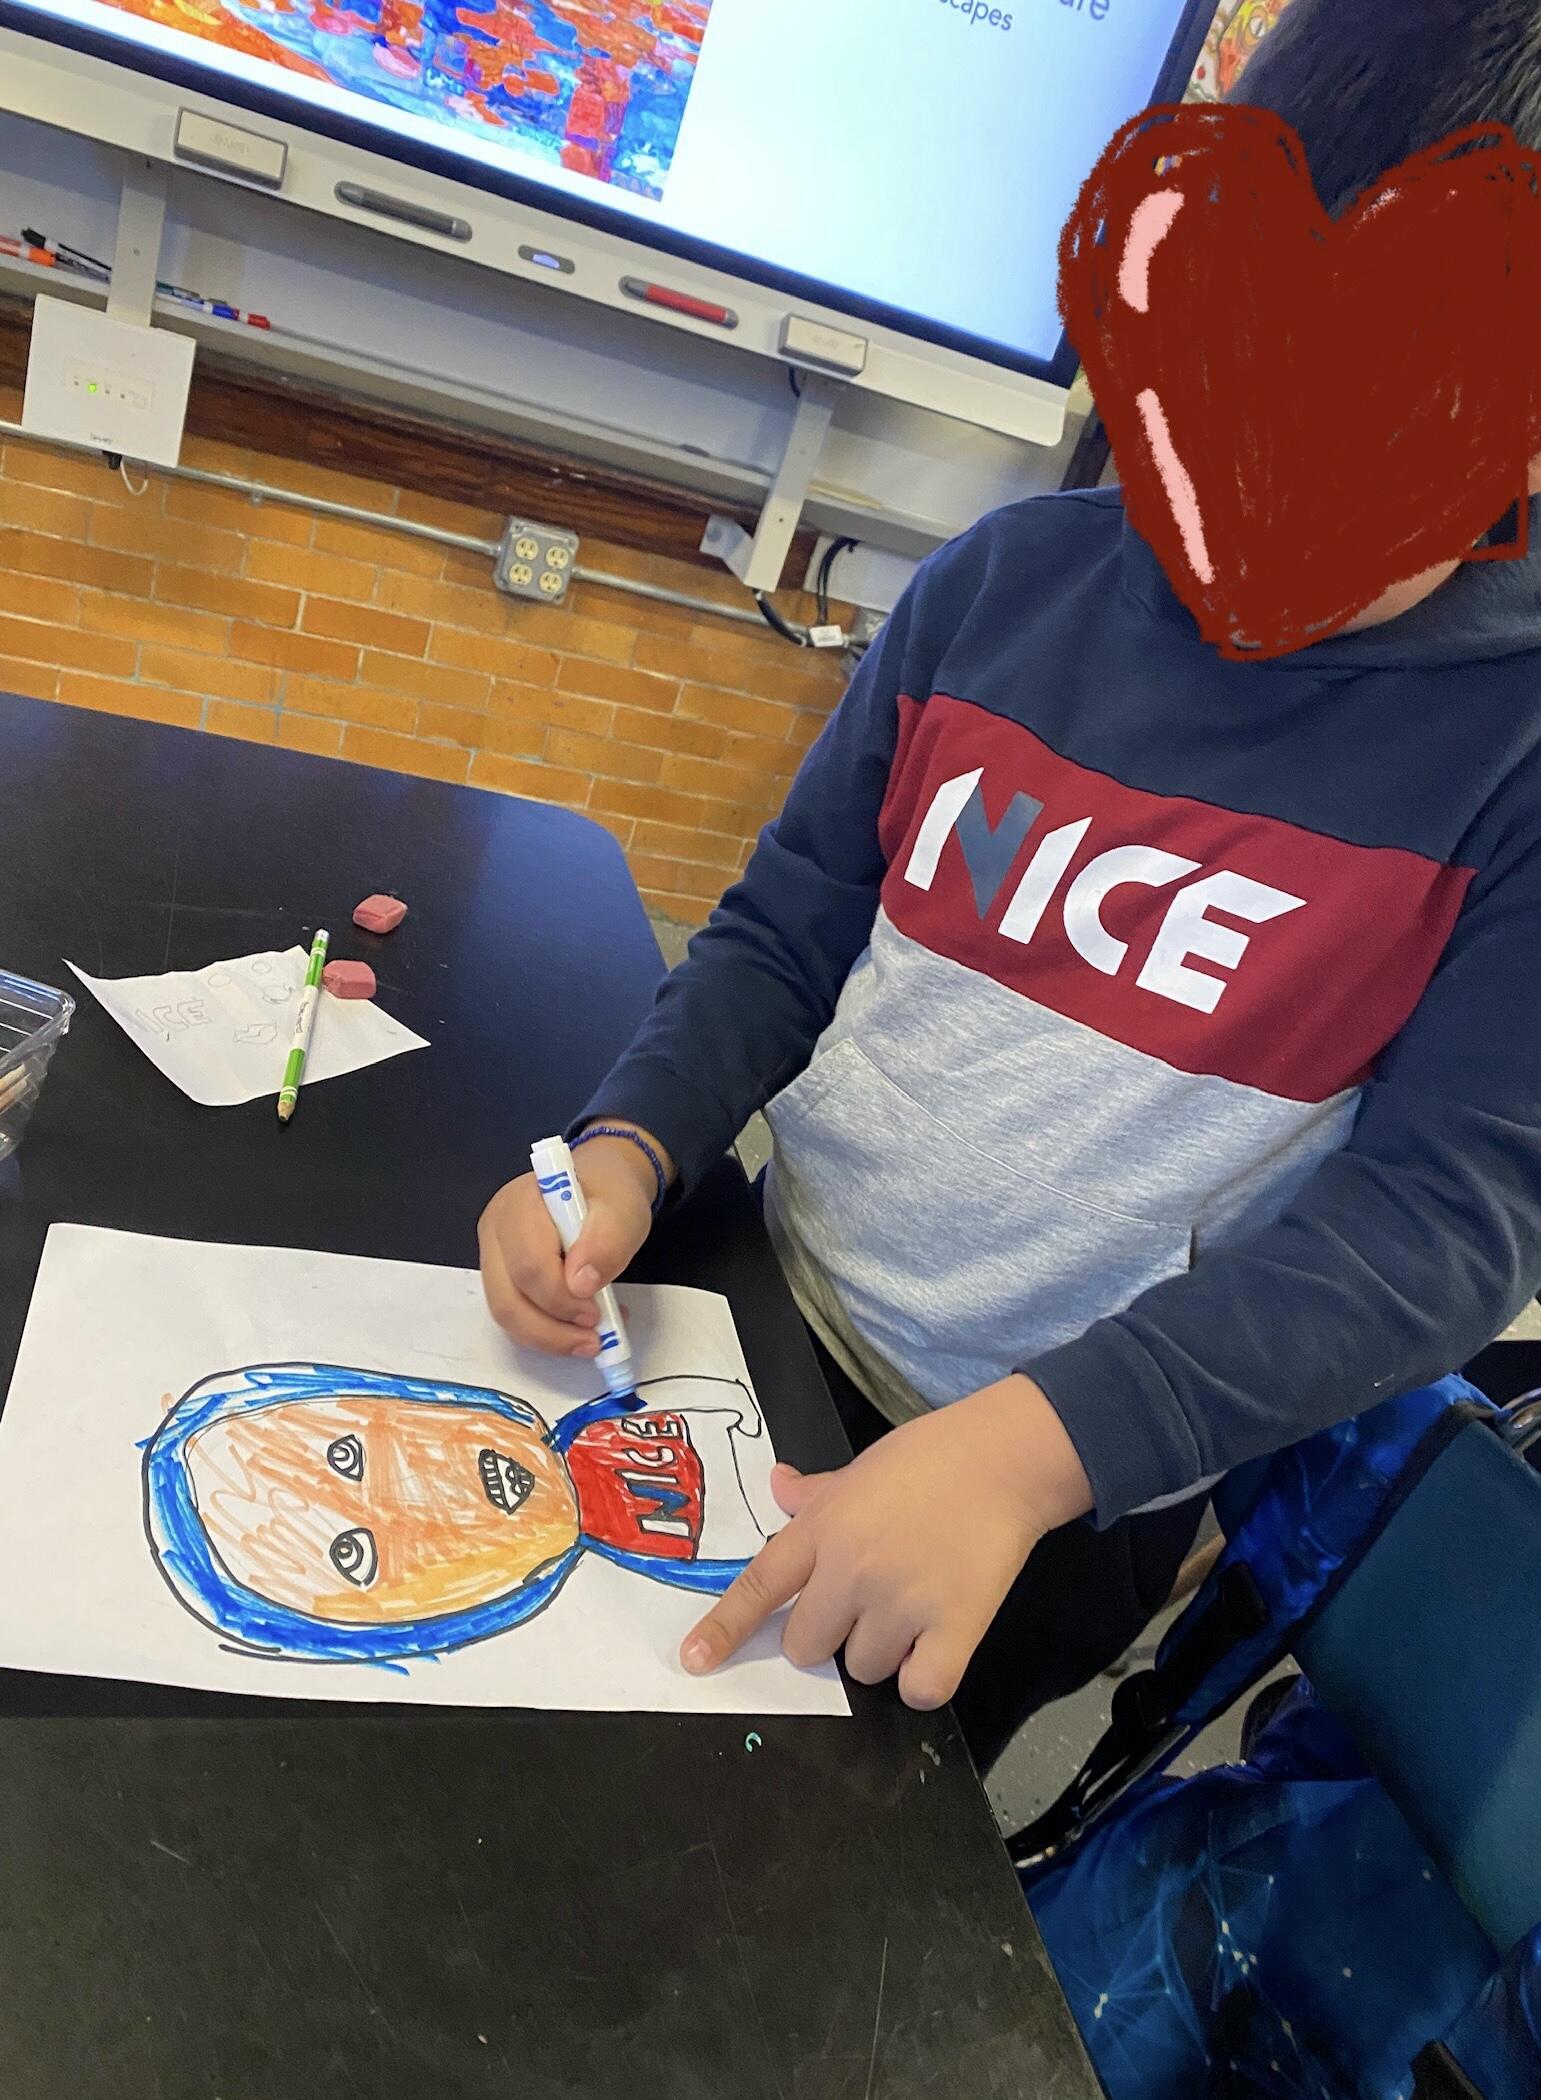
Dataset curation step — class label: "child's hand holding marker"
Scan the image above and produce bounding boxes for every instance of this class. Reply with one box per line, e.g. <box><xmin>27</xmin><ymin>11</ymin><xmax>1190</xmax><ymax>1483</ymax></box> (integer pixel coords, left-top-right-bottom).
<box><xmin>479</xmin><ymin>1118</ymin><xmax>1093</xmax><ymax>1708</ymax></box>
<box><xmin>679</xmin><ymin>1375</ymin><xmax>1094</xmax><ymax>1709</ymax></box>
<box><xmin>479</xmin><ymin>1124</ymin><xmax>666</xmax><ymax>1362</ymax></box>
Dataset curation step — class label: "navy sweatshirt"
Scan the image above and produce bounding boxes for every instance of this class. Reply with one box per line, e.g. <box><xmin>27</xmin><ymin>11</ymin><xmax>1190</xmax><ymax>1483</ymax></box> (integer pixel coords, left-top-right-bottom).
<box><xmin>584</xmin><ymin>489</ymin><xmax>1541</xmax><ymax>1523</ymax></box>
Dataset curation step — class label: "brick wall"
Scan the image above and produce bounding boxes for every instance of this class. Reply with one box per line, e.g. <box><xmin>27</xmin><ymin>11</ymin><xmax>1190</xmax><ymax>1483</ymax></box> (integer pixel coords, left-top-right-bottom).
<box><xmin>0</xmin><ymin>383</ymin><xmax>851</xmax><ymax>924</ymax></box>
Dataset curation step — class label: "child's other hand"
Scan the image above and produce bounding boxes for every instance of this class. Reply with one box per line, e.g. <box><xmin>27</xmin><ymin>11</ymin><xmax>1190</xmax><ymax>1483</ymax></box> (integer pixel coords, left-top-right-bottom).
<box><xmin>478</xmin><ymin>1128</ymin><xmax>665</xmax><ymax>1358</ymax></box>
<box><xmin>680</xmin><ymin>1377</ymin><xmax>1094</xmax><ymax>1709</ymax></box>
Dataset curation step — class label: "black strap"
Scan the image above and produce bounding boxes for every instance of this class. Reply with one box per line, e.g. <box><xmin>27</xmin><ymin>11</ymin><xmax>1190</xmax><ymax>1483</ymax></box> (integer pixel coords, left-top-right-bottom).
<box><xmin>1116</xmin><ymin>1561</ymin><xmax>1268</xmax><ymax>1736</ymax></box>
<box><xmin>1410</xmin><ymin>2042</ymin><xmax>1487</xmax><ymax>2100</ymax></box>
<box><xmin>1008</xmin><ymin>1561</ymin><xmax>1267</xmax><ymax>1869</ymax></box>
<box><xmin>1499</xmin><ymin>1391</ymin><xmax>1541</xmax><ymax>1472</ymax></box>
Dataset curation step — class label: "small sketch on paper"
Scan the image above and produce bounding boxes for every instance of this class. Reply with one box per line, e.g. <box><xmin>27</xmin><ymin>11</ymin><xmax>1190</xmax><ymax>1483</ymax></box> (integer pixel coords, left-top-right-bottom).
<box><xmin>234</xmin><ymin>968</ymin><xmax>292</xmax><ymax>1008</ymax></box>
<box><xmin>226</xmin><ymin>961</ymin><xmax>293</xmax><ymax>1010</ymax></box>
<box><xmin>67</xmin><ymin>950</ymin><xmax>427</xmax><ymax>1107</ymax></box>
<box><xmin>133</xmin><ymin>999</ymin><xmax>211</xmax><ymax>1036</ymax></box>
<box><xmin>143</xmin><ymin>1364</ymin><xmax>770</xmax><ymax>1665</ymax></box>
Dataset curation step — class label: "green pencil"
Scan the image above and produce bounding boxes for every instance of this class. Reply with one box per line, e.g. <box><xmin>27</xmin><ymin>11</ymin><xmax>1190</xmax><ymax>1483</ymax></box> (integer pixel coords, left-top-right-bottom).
<box><xmin>277</xmin><ymin>929</ymin><xmax>329</xmax><ymax>1125</ymax></box>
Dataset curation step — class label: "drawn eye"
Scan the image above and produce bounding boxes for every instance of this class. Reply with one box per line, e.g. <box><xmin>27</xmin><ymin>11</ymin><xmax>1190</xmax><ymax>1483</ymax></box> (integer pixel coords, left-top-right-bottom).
<box><xmin>329</xmin><ymin>1527</ymin><xmax>378</xmax><ymax>1588</ymax></box>
<box><xmin>327</xmin><ymin>1434</ymin><xmax>365</xmax><ymax>1482</ymax></box>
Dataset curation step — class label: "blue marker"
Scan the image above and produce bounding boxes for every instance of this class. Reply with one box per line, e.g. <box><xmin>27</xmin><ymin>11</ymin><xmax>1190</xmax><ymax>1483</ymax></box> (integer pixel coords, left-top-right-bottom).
<box><xmin>531</xmin><ymin>1135</ymin><xmax>637</xmax><ymax>1398</ymax></box>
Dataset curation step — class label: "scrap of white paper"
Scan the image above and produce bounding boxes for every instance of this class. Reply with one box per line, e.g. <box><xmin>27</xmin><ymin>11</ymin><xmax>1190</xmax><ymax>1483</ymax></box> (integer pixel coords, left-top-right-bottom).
<box><xmin>66</xmin><ymin>948</ymin><xmax>428</xmax><ymax>1106</ymax></box>
<box><xmin>0</xmin><ymin>1226</ymin><xmax>848</xmax><ymax>1718</ymax></box>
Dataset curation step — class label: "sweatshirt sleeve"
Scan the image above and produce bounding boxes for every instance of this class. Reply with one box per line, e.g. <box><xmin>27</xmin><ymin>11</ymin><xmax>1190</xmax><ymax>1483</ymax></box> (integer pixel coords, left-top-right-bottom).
<box><xmin>576</xmin><ymin>581</ymin><xmax>923</xmax><ymax>1197</ymax></box>
<box><xmin>1026</xmin><ymin>833</ymin><xmax>1541</xmax><ymax>1524</ymax></box>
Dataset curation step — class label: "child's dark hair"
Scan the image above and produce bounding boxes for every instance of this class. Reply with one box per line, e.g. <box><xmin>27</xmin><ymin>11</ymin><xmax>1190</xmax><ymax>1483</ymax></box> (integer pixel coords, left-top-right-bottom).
<box><xmin>1235</xmin><ymin>0</ymin><xmax>1541</xmax><ymax>213</ymax></box>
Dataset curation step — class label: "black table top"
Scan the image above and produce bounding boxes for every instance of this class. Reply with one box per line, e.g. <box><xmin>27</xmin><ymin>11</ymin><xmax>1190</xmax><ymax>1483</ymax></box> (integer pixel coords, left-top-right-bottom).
<box><xmin>0</xmin><ymin>692</ymin><xmax>1097</xmax><ymax>2100</ymax></box>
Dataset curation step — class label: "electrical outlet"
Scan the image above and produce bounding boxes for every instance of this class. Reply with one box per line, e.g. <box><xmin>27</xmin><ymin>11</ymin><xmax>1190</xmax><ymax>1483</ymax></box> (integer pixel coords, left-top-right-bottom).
<box><xmin>495</xmin><ymin>516</ymin><xmax>580</xmax><ymax>604</ymax></box>
<box><xmin>23</xmin><ymin>296</ymin><xmax>195</xmax><ymax>467</ymax></box>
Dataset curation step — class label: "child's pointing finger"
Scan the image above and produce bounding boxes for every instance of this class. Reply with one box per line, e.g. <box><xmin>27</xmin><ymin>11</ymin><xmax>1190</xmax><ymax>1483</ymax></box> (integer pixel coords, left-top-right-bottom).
<box><xmin>680</xmin><ymin>1523</ymin><xmax>815</xmax><ymax>1675</ymax></box>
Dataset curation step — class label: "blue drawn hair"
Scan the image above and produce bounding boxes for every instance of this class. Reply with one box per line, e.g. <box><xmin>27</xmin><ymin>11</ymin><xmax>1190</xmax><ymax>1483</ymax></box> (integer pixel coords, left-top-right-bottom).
<box><xmin>143</xmin><ymin>1363</ymin><xmax>582</xmax><ymax>1666</ymax></box>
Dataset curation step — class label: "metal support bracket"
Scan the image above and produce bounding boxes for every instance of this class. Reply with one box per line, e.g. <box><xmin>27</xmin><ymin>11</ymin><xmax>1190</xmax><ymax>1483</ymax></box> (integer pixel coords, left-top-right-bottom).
<box><xmin>702</xmin><ymin>371</ymin><xmax>844</xmax><ymax>595</ymax></box>
<box><xmin>107</xmin><ymin>156</ymin><xmax>170</xmax><ymax>330</ymax></box>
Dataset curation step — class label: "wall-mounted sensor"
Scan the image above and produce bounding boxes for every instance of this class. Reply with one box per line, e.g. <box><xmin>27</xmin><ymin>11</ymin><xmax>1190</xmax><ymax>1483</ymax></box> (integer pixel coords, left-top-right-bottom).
<box><xmin>175</xmin><ymin>109</ymin><xmax>288</xmax><ymax>190</ymax></box>
<box><xmin>23</xmin><ymin>296</ymin><xmax>195</xmax><ymax>467</ymax></box>
<box><xmin>779</xmin><ymin>316</ymin><xmax>869</xmax><ymax>378</ymax></box>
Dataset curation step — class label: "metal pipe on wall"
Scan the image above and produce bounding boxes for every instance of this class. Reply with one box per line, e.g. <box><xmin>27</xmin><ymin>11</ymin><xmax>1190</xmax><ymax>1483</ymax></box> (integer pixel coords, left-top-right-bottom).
<box><xmin>0</xmin><ymin>416</ymin><xmax>777</xmax><ymax>633</ymax></box>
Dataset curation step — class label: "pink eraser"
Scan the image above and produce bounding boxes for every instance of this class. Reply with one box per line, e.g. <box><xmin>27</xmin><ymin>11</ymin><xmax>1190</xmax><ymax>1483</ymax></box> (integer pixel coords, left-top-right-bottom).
<box><xmin>352</xmin><ymin>894</ymin><xmax>408</xmax><ymax>935</ymax></box>
<box><xmin>323</xmin><ymin>960</ymin><xmax>377</xmax><ymax>1002</ymax></box>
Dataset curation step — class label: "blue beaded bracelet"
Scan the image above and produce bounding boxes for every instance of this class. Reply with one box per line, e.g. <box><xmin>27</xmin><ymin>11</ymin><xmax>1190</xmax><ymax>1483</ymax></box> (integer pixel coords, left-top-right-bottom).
<box><xmin>572</xmin><ymin>1124</ymin><xmax>669</xmax><ymax>1215</ymax></box>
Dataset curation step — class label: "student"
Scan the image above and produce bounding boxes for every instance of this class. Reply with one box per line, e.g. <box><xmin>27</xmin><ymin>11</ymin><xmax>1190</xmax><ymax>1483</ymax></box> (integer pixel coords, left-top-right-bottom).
<box><xmin>481</xmin><ymin>0</ymin><xmax>1541</xmax><ymax>1769</ymax></box>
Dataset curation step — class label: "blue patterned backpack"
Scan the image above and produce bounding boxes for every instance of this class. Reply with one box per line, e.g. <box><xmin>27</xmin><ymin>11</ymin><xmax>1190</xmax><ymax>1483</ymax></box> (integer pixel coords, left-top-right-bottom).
<box><xmin>1015</xmin><ymin>1378</ymin><xmax>1541</xmax><ymax>2100</ymax></box>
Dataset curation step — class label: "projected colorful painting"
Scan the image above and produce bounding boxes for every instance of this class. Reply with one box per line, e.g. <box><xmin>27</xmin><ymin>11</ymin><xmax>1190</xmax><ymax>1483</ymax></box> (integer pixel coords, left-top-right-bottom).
<box><xmin>1187</xmin><ymin>0</ymin><xmax>1294</xmax><ymax>104</ymax></box>
<box><xmin>96</xmin><ymin>0</ymin><xmax>713</xmax><ymax>198</ymax></box>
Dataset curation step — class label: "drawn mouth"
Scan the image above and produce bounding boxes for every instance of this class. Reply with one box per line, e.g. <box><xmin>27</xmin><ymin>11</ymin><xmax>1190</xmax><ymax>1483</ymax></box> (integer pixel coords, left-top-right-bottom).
<box><xmin>479</xmin><ymin>1447</ymin><xmax>535</xmax><ymax>1516</ymax></box>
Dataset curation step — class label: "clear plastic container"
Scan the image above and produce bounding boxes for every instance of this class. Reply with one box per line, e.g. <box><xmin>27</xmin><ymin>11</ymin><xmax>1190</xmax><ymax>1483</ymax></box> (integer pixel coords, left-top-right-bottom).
<box><xmin>0</xmin><ymin>970</ymin><xmax>74</xmax><ymax>1164</ymax></box>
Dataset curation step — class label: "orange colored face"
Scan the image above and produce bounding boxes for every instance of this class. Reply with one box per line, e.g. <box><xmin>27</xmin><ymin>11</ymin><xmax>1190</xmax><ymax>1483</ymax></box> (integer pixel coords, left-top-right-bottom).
<box><xmin>185</xmin><ymin>1393</ymin><xmax>580</xmax><ymax>1625</ymax></box>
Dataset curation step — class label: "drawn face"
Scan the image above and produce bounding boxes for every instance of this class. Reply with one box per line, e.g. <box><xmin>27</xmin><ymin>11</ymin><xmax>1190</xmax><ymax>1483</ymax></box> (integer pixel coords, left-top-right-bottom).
<box><xmin>185</xmin><ymin>1392</ymin><xmax>580</xmax><ymax>1625</ymax></box>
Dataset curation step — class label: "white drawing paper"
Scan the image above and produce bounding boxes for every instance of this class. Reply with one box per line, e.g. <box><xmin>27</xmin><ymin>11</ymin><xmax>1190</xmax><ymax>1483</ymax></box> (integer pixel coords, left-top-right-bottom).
<box><xmin>0</xmin><ymin>1227</ymin><xmax>848</xmax><ymax>1718</ymax></box>
<box><xmin>66</xmin><ymin>948</ymin><xmax>428</xmax><ymax>1106</ymax></box>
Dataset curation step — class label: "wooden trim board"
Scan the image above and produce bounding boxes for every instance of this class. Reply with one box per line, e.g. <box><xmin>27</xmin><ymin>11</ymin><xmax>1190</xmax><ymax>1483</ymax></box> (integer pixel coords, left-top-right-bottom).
<box><xmin>0</xmin><ymin>293</ymin><xmax>817</xmax><ymax>577</ymax></box>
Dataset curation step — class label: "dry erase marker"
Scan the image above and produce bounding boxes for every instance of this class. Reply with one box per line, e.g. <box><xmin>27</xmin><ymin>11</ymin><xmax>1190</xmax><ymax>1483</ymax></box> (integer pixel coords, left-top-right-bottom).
<box><xmin>531</xmin><ymin>1135</ymin><xmax>636</xmax><ymax>1397</ymax></box>
<box><xmin>277</xmin><ymin>929</ymin><xmax>328</xmax><ymax>1125</ymax></box>
<box><xmin>164</xmin><ymin>289</ymin><xmax>272</xmax><ymax>328</ymax></box>
<box><xmin>0</xmin><ymin>236</ymin><xmax>55</xmax><ymax>268</ymax></box>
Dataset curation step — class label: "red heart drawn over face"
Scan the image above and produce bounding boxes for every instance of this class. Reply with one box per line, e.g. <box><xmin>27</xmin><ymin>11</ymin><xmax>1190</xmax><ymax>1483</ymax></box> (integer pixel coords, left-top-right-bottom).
<box><xmin>1059</xmin><ymin>104</ymin><xmax>1541</xmax><ymax>660</ymax></box>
